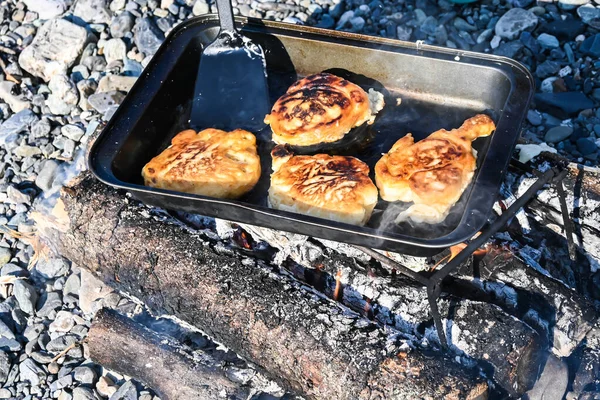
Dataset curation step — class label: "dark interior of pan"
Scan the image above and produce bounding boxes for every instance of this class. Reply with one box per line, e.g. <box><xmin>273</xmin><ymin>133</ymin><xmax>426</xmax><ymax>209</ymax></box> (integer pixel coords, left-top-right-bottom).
<box><xmin>88</xmin><ymin>15</ymin><xmax>534</xmax><ymax>256</ymax></box>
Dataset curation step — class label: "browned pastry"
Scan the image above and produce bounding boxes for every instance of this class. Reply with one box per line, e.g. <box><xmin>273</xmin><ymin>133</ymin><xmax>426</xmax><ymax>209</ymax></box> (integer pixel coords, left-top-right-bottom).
<box><xmin>269</xmin><ymin>145</ymin><xmax>378</xmax><ymax>226</ymax></box>
<box><xmin>264</xmin><ymin>73</ymin><xmax>384</xmax><ymax>146</ymax></box>
<box><xmin>375</xmin><ymin>114</ymin><xmax>496</xmax><ymax>224</ymax></box>
<box><xmin>142</xmin><ymin>128</ymin><xmax>261</xmax><ymax>199</ymax></box>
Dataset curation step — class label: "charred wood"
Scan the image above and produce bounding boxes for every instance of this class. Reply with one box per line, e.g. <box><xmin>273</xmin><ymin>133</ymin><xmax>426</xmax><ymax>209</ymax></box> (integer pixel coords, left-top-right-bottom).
<box><xmin>87</xmin><ymin>308</ymin><xmax>249</xmax><ymax>400</ymax></box>
<box><xmin>35</xmin><ymin>173</ymin><xmax>488</xmax><ymax>400</ymax></box>
<box><xmin>232</xmin><ymin>225</ymin><xmax>545</xmax><ymax>397</ymax></box>
<box><xmin>452</xmin><ymin>244</ymin><xmax>597</xmax><ymax>358</ymax></box>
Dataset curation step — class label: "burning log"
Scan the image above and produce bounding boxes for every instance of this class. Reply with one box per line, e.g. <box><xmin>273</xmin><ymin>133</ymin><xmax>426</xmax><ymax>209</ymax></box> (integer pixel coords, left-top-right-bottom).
<box><xmin>452</xmin><ymin>244</ymin><xmax>597</xmax><ymax>358</ymax></box>
<box><xmin>35</xmin><ymin>173</ymin><xmax>488</xmax><ymax>400</ymax></box>
<box><xmin>230</xmin><ymin>229</ymin><xmax>545</xmax><ymax>397</ymax></box>
<box><xmin>509</xmin><ymin>158</ymin><xmax>600</xmax><ymax>273</ymax></box>
<box><xmin>87</xmin><ymin>308</ymin><xmax>250</xmax><ymax>399</ymax></box>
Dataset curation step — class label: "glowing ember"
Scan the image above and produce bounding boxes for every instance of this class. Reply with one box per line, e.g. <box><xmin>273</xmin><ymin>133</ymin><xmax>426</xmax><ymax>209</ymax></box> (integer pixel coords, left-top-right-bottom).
<box><xmin>233</xmin><ymin>228</ymin><xmax>253</xmax><ymax>250</ymax></box>
<box><xmin>333</xmin><ymin>269</ymin><xmax>343</xmax><ymax>301</ymax></box>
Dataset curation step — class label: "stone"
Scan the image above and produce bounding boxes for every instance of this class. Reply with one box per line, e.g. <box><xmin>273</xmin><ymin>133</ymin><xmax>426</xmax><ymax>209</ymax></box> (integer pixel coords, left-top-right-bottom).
<box><xmin>0</xmin><ymin>337</ymin><xmax>21</xmax><ymax>352</ymax></box>
<box><xmin>14</xmin><ymin>144</ymin><xmax>42</xmax><ymax>158</ymax></box>
<box><xmin>545</xmin><ymin>126</ymin><xmax>573</xmax><ymax>143</ymax></box>
<box><xmin>0</xmin><ymin>109</ymin><xmax>38</xmax><ymax>143</ymax></box>
<box><xmin>97</xmin><ymin>75</ymin><xmax>137</xmax><ymax>93</ymax></box>
<box><xmin>577</xmin><ymin>138</ymin><xmax>597</xmax><ymax>155</ymax></box>
<box><xmin>0</xmin><ymin>248</ymin><xmax>11</xmax><ymax>266</ymax></box>
<box><xmin>35</xmin><ymin>160</ymin><xmax>60</xmax><ymax>192</ymax></box>
<box><xmin>19</xmin><ymin>19</ymin><xmax>87</xmax><ymax>82</ymax></box>
<box><xmin>316</xmin><ymin>14</ymin><xmax>335</xmax><ymax>29</ymax></box>
<box><xmin>19</xmin><ymin>359</ymin><xmax>46</xmax><ymax>386</ymax></box>
<box><xmin>23</xmin><ymin>0</ymin><xmax>69</xmax><ymax>19</ymax></box>
<box><xmin>493</xmin><ymin>41</ymin><xmax>523</xmax><ymax>58</ymax></box>
<box><xmin>1</xmin><ymin>264</ymin><xmax>25</xmax><ymax>277</ymax></box>
<box><xmin>495</xmin><ymin>8</ymin><xmax>538</xmax><ymax>40</ymax></box>
<box><xmin>35</xmin><ymin>258</ymin><xmax>70</xmax><ymax>279</ymax></box>
<box><xmin>133</xmin><ymin>18</ymin><xmax>164</xmax><ymax>57</ymax></box>
<box><xmin>535</xmin><ymin>92</ymin><xmax>595</xmax><ymax>118</ymax></box>
<box><xmin>80</xmin><ymin>270</ymin><xmax>114</xmax><ymax>314</ymax></box>
<box><xmin>0</xmin><ymin>351</ymin><xmax>10</xmax><ymax>384</ymax></box>
<box><xmin>73</xmin><ymin>366</ymin><xmax>97</xmax><ymax>384</ymax></box>
<box><xmin>103</xmin><ymin>39</ymin><xmax>127</xmax><ymax>64</ymax></box>
<box><xmin>31</xmin><ymin>118</ymin><xmax>51</xmax><ymax>138</ymax></box>
<box><xmin>87</xmin><ymin>91</ymin><xmax>126</xmax><ymax>114</ymax></box>
<box><xmin>72</xmin><ymin>387</ymin><xmax>97</xmax><ymax>400</ymax></box>
<box><xmin>109</xmin><ymin>380</ymin><xmax>137</xmax><ymax>400</ymax></box>
<box><xmin>61</xmin><ymin>124</ymin><xmax>85</xmax><ymax>142</ymax></box>
<box><xmin>46</xmin><ymin>334</ymin><xmax>78</xmax><ymax>353</ymax></box>
<box><xmin>49</xmin><ymin>374</ymin><xmax>73</xmax><ymax>391</ymax></box>
<box><xmin>23</xmin><ymin>324</ymin><xmax>45</xmax><ymax>342</ymax></box>
<box><xmin>63</xmin><ymin>274</ymin><xmax>80</xmax><ymax>296</ymax></box>
<box><xmin>580</xmin><ymin>33</ymin><xmax>600</xmax><ymax>57</ymax></box>
<box><xmin>559</xmin><ymin>0</ymin><xmax>590</xmax><ymax>7</ymax></box>
<box><xmin>49</xmin><ymin>311</ymin><xmax>75</xmax><ymax>333</ymax></box>
<box><xmin>537</xmin><ymin>33</ymin><xmax>559</xmax><ymax>49</ymax></box>
<box><xmin>396</xmin><ymin>25</ymin><xmax>412</xmax><ymax>41</ymax></box>
<box><xmin>578</xmin><ymin>4</ymin><xmax>600</xmax><ymax>28</ymax></box>
<box><xmin>540</xmin><ymin>19</ymin><xmax>586</xmax><ymax>41</ymax></box>
<box><xmin>192</xmin><ymin>0</ymin><xmax>209</xmax><ymax>15</ymax></box>
<box><xmin>536</xmin><ymin>60</ymin><xmax>562</xmax><ymax>79</ymax></box>
<box><xmin>96</xmin><ymin>376</ymin><xmax>117</xmax><ymax>397</ymax></box>
<box><xmin>6</xmin><ymin>186</ymin><xmax>31</xmax><ymax>205</ymax></box>
<box><xmin>0</xmin><ymin>389</ymin><xmax>11</xmax><ymax>399</ymax></box>
<box><xmin>0</xmin><ymin>319</ymin><xmax>14</xmax><ymax>340</ymax></box>
<box><xmin>110</xmin><ymin>11</ymin><xmax>135</xmax><ymax>39</ymax></box>
<box><xmin>525</xmin><ymin>355</ymin><xmax>568</xmax><ymax>400</ymax></box>
<box><xmin>73</xmin><ymin>0</ymin><xmax>112</xmax><ymax>24</ymax></box>
<box><xmin>48</xmin><ymin>361</ymin><xmax>59</xmax><ymax>374</ymax></box>
<box><xmin>0</xmin><ymin>82</ymin><xmax>30</xmax><ymax>113</ymax></box>
<box><xmin>13</xmin><ymin>279</ymin><xmax>38</xmax><ymax>315</ymax></box>
<box><xmin>47</xmin><ymin>74</ymin><xmax>79</xmax><ymax>115</ymax></box>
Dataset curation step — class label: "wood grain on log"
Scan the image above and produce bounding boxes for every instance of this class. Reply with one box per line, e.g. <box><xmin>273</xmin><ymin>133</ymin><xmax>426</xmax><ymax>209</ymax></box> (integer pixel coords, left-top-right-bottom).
<box><xmin>35</xmin><ymin>173</ymin><xmax>488</xmax><ymax>400</ymax></box>
<box><xmin>87</xmin><ymin>309</ymin><xmax>249</xmax><ymax>399</ymax></box>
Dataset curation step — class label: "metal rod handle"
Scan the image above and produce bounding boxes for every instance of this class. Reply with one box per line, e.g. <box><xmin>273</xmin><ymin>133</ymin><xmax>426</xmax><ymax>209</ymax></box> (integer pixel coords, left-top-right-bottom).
<box><xmin>215</xmin><ymin>0</ymin><xmax>236</xmax><ymax>33</ymax></box>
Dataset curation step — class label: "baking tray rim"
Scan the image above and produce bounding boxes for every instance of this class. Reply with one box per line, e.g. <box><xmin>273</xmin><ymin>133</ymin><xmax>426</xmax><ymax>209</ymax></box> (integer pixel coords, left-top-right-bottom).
<box><xmin>88</xmin><ymin>15</ymin><xmax>535</xmax><ymax>250</ymax></box>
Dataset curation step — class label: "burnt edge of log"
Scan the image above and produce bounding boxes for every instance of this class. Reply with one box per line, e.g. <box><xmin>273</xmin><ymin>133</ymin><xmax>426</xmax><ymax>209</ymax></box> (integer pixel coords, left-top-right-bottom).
<box><xmin>88</xmin><ymin>308</ymin><xmax>249</xmax><ymax>399</ymax></box>
<box><xmin>36</xmin><ymin>173</ymin><xmax>489</xmax><ymax>400</ymax></box>
<box><xmin>272</xmin><ymin>243</ymin><xmax>546</xmax><ymax>397</ymax></box>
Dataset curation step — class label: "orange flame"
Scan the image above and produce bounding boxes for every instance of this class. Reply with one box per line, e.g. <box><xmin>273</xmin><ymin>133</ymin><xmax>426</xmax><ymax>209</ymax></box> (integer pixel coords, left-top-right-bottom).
<box><xmin>333</xmin><ymin>269</ymin><xmax>343</xmax><ymax>301</ymax></box>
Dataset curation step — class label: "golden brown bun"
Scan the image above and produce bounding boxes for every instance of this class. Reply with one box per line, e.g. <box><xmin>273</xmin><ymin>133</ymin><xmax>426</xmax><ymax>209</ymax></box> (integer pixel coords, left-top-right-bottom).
<box><xmin>264</xmin><ymin>73</ymin><xmax>383</xmax><ymax>146</ymax></box>
<box><xmin>142</xmin><ymin>128</ymin><xmax>261</xmax><ymax>199</ymax></box>
<box><xmin>375</xmin><ymin>114</ymin><xmax>496</xmax><ymax>224</ymax></box>
<box><xmin>269</xmin><ymin>145</ymin><xmax>378</xmax><ymax>226</ymax></box>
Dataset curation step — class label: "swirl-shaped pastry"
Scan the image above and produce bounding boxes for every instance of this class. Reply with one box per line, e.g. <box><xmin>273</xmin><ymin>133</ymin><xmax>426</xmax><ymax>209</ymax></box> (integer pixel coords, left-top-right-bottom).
<box><xmin>264</xmin><ymin>73</ymin><xmax>384</xmax><ymax>147</ymax></box>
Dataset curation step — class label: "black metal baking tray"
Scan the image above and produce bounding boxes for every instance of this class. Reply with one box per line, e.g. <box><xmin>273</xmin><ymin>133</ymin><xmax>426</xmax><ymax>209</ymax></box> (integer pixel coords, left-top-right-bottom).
<box><xmin>88</xmin><ymin>15</ymin><xmax>534</xmax><ymax>256</ymax></box>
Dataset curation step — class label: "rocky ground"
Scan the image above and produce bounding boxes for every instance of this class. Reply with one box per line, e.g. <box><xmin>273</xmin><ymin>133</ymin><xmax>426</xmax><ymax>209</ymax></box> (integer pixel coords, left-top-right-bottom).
<box><xmin>0</xmin><ymin>0</ymin><xmax>598</xmax><ymax>398</ymax></box>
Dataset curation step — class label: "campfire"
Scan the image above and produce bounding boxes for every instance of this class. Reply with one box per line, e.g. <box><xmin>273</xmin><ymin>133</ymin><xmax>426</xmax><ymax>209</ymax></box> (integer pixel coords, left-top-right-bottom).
<box><xmin>29</xmin><ymin>145</ymin><xmax>600</xmax><ymax>399</ymax></box>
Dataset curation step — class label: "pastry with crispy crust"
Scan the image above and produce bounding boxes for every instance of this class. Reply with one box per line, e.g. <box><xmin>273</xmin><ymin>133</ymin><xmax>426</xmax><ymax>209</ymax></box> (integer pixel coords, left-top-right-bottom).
<box><xmin>269</xmin><ymin>145</ymin><xmax>378</xmax><ymax>226</ymax></box>
<box><xmin>375</xmin><ymin>114</ymin><xmax>496</xmax><ymax>224</ymax></box>
<box><xmin>142</xmin><ymin>128</ymin><xmax>261</xmax><ymax>199</ymax></box>
<box><xmin>264</xmin><ymin>73</ymin><xmax>384</xmax><ymax>147</ymax></box>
